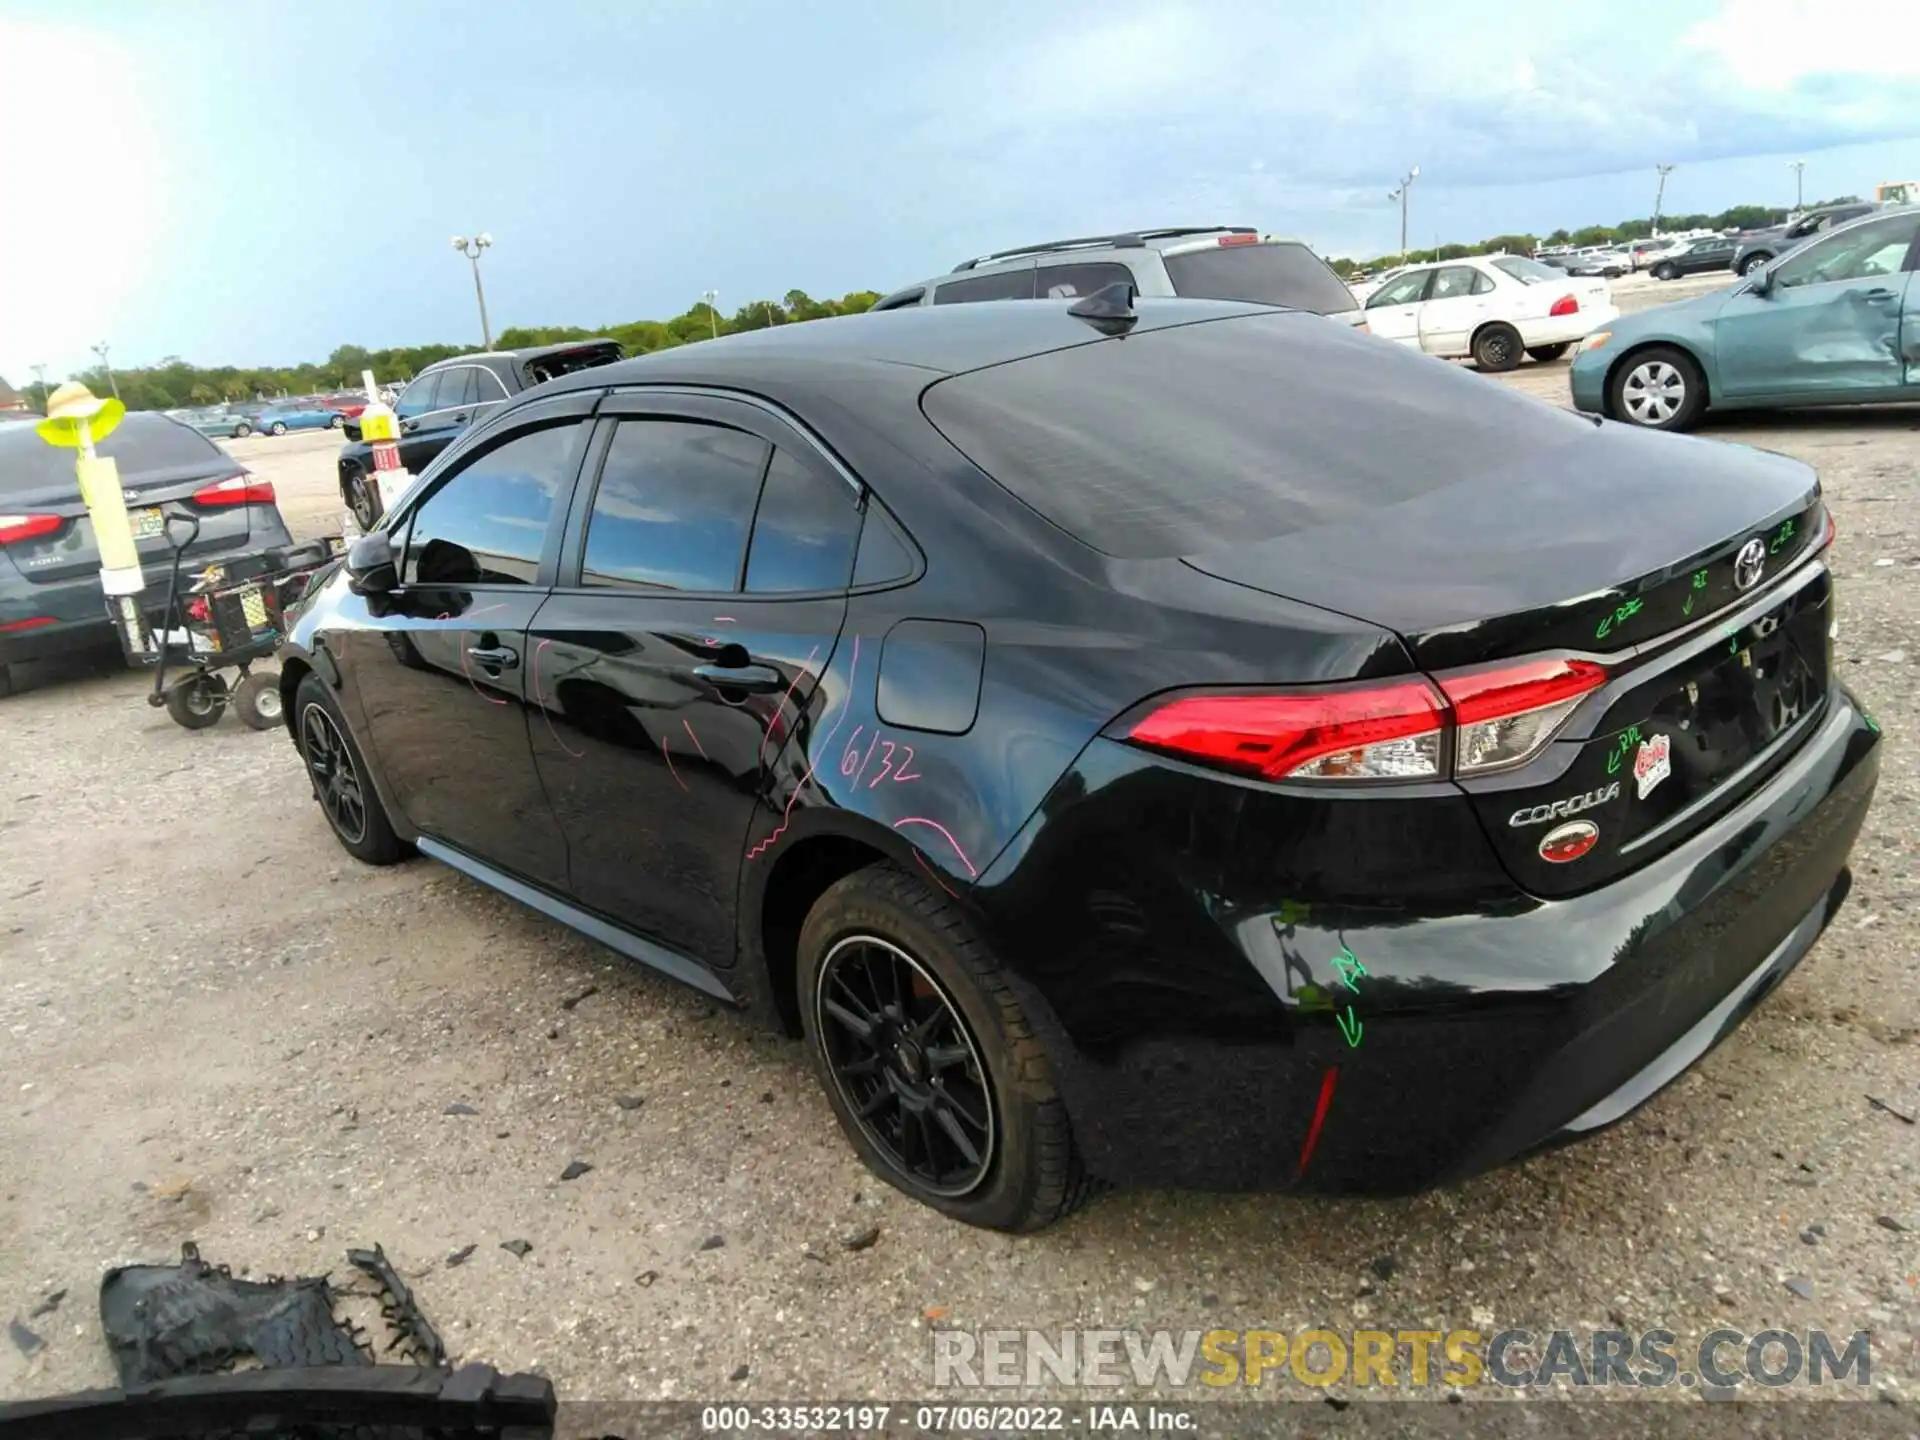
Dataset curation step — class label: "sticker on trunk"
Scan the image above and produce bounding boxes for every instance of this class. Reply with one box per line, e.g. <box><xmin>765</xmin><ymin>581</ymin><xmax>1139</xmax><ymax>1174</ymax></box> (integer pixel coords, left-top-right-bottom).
<box><xmin>1633</xmin><ymin>732</ymin><xmax>1672</xmax><ymax>799</ymax></box>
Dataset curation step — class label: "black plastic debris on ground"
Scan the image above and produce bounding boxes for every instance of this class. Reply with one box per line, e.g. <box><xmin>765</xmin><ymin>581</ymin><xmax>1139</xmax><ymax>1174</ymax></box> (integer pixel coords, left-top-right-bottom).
<box><xmin>100</xmin><ymin>1242</ymin><xmax>368</xmax><ymax>1387</ymax></box>
<box><xmin>347</xmin><ymin>1243</ymin><xmax>448</xmax><ymax>1367</ymax></box>
<box><xmin>0</xmin><ymin>1362</ymin><xmax>555</xmax><ymax>1440</ymax></box>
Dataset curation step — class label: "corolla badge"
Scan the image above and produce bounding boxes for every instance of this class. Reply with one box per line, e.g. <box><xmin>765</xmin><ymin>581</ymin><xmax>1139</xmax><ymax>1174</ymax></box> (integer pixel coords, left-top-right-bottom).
<box><xmin>1733</xmin><ymin>537</ymin><xmax>1767</xmax><ymax>591</ymax></box>
<box><xmin>1539</xmin><ymin>820</ymin><xmax>1600</xmax><ymax>864</ymax></box>
<box><xmin>1509</xmin><ymin>781</ymin><xmax>1621</xmax><ymax>828</ymax></box>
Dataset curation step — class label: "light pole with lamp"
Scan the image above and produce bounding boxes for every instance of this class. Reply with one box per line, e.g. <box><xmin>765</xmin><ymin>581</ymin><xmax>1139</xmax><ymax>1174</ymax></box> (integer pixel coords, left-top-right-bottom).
<box><xmin>30</xmin><ymin>363</ymin><xmax>50</xmax><ymax>411</ymax></box>
<box><xmin>90</xmin><ymin>342</ymin><xmax>119</xmax><ymax>400</ymax></box>
<box><xmin>1787</xmin><ymin>159</ymin><xmax>1805</xmax><ymax>210</ymax></box>
<box><xmin>1387</xmin><ymin>165</ymin><xmax>1419</xmax><ymax>260</ymax></box>
<box><xmin>1652</xmin><ymin>164</ymin><xmax>1675</xmax><ymax>236</ymax></box>
<box><xmin>451</xmin><ymin>234</ymin><xmax>494</xmax><ymax>349</ymax></box>
<box><xmin>701</xmin><ymin>289</ymin><xmax>721</xmax><ymax>340</ymax></box>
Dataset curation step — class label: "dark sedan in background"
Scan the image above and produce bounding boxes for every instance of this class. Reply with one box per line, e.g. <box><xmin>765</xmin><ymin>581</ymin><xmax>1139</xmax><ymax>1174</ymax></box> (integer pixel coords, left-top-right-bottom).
<box><xmin>0</xmin><ymin>413</ymin><xmax>292</xmax><ymax>697</ymax></box>
<box><xmin>278</xmin><ymin>297</ymin><xmax>1877</xmax><ymax>1230</ymax></box>
<box><xmin>1649</xmin><ymin>236</ymin><xmax>1738</xmax><ymax>280</ymax></box>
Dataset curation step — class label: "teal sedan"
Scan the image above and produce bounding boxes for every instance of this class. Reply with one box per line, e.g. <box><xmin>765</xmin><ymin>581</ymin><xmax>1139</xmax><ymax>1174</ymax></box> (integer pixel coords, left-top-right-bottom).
<box><xmin>1570</xmin><ymin>206</ymin><xmax>1920</xmax><ymax>431</ymax></box>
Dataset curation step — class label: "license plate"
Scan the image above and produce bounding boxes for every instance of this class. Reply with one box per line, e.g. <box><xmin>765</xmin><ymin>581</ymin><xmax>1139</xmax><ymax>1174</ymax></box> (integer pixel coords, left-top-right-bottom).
<box><xmin>239</xmin><ymin>585</ymin><xmax>269</xmax><ymax>630</ymax></box>
<box><xmin>130</xmin><ymin>507</ymin><xmax>164</xmax><ymax>540</ymax></box>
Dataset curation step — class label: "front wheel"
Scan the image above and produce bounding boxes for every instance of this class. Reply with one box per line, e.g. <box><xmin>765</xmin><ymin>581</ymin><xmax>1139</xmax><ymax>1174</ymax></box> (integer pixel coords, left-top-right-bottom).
<box><xmin>233</xmin><ymin>422</ymin><xmax>252</xmax><ymax>438</ymax></box>
<box><xmin>1471</xmin><ymin>322</ymin><xmax>1523</xmax><ymax>373</ymax></box>
<box><xmin>164</xmin><ymin>672</ymin><xmax>227</xmax><ymax>729</ymax></box>
<box><xmin>230</xmin><ymin>671</ymin><xmax>283</xmax><ymax>731</ymax></box>
<box><xmin>344</xmin><ymin>468</ymin><xmax>380</xmax><ymax>531</ymax></box>
<box><xmin>270</xmin><ymin>421</ymin><xmax>288</xmax><ymax>436</ymax></box>
<box><xmin>1738</xmin><ymin>253</ymin><xmax>1770</xmax><ymax>276</ymax></box>
<box><xmin>1525</xmin><ymin>342</ymin><xmax>1570</xmax><ymax>363</ymax></box>
<box><xmin>1609</xmin><ymin>345</ymin><xmax>1706</xmax><ymax>431</ymax></box>
<box><xmin>1652</xmin><ymin>263</ymin><xmax>1678</xmax><ymax>281</ymax></box>
<box><xmin>798</xmin><ymin>865</ymin><xmax>1092</xmax><ymax>1232</ymax></box>
<box><xmin>329</xmin><ymin>412</ymin><xmax>345</xmax><ymax>429</ymax></box>
<box><xmin>295</xmin><ymin>673</ymin><xmax>407</xmax><ymax>864</ymax></box>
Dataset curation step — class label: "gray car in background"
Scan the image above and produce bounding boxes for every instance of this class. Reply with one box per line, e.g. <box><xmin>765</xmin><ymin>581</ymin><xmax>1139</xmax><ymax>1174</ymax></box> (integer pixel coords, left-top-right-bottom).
<box><xmin>0</xmin><ymin>413</ymin><xmax>293</xmax><ymax>697</ymax></box>
<box><xmin>873</xmin><ymin>226</ymin><xmax>1370</xmax><ymax>327</ymax></box>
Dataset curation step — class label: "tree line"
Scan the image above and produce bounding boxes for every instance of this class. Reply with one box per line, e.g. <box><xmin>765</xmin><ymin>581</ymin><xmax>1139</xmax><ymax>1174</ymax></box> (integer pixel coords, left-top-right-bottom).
<box><xmin>3</xmin><ymin>193</ymin><xmax>1864</xmax><ymax>410</ymax></box>
<box><xmin>7</xmin><ymin>289</ymin><xmax>881</xmax><ymax>414</ymax></box>
<box><xmin>1322</xmin><ymin>196</ymin><xmax>1860</xmax><ymax>276</ymax></box>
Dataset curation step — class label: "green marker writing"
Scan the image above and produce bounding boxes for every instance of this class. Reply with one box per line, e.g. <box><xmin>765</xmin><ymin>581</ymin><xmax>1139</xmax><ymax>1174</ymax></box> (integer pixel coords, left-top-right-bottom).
<box><xmin>1331</xmin><ymin>945</ymin><xmax>1368</xmax><ymax>993</ymax></box>
<box><xmin>1336</xmin><ymin>1007</ymin><xmax>1363</xmax><ymax>1049</ymax></box>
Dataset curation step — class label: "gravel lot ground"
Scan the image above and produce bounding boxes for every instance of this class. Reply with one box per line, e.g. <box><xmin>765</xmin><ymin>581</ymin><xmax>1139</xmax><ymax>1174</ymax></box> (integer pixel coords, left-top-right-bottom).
<box><xmin>2</xmin><ymin>293</ymin><xmax>1916</xmax><ymax>1427</ymax></box>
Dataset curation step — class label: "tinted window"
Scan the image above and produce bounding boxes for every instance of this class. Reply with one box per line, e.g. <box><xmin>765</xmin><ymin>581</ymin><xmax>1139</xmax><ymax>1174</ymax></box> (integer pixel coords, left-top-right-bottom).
<box><xmin>1035</xmin><ymin>263</ymin><xmax>1134</xmax><ymax>299</ymax></box>
<box><xmin>402</xmin><ymin>423</ymin><xmax>578</xmax><ymax>585</ymax></box>
<box><xmin>1367</xmin><ymin>271</ymin><xmax>1430</xmax><ymax>307</ymax></box>
<box><xmin>1163</xmin><ymin>241</ymin><xmax>1356</xmax><ymax>314</ymax></box>
<box><xmin>922</xmin><ymin>311</ymin><xmax>1594</xmax><ymax>560</ymax></box>
<box><xmin>1772</xmin><ymin>213</ymin><xmax>1920</xmax><ymax>288</ymax></box>
<box><xmin>852</xmin><ymin>504</ymin><xmax>916</xmax><ymax>586</ymax></box>
<box><xmin>395</xmin><ymin>373</ymin><xmax>441</xmax><ymax>419</ymax></box>
<box><xmin>744</xmin><ymin>448</ymin><xmax>863</xmax><ymax>593</ymax></box>
<box><xmin>472</xmin><ymin>366</ymin><xmax>510</xmax><ymax>400</ymax></box>
<box><xmin>441</xmin><ymin>368</ymin><xmax>478</xmax><ymax>408</ymax></box>
<box><xmin>581</xmin><ymin>420</ymin><xmax>769</xmax><ymax>591</ymax></box>
<box><xmin>933</xmin><ymin>269</ymin><xmax>1038</xmax><ymax>304</ymax></box>
<box><xmin>1492</xmin><ymin>256</ymin><xmax>1563</xmax><ymax>285</ymax></box>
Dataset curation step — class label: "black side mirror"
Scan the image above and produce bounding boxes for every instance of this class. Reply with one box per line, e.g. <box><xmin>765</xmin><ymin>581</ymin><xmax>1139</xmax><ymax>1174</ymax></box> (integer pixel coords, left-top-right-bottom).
<box><xmin>346</xmin><ymin>530</ymin><xmax>399</xmax><ymax>596</ymax></box>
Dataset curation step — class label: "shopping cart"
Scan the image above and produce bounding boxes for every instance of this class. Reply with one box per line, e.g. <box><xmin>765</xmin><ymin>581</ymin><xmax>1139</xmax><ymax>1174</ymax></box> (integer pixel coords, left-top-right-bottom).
<box><xmin>108</xmin><ymin>511</ymin><xmax>345</xmax><ymax>730</ymax></box>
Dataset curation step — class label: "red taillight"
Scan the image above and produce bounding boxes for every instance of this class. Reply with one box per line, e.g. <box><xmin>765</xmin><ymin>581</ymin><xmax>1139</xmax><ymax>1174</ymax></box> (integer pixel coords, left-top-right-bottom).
<box><xmin>1218</xmin><ymin>233</ymin><xmax>1260</xmax><ymax>246</ymax></box>
<box><xmin>1126</xmin><ymin>680</ymin><xmax>1447</xmax><ymax>782</ymax></box>
<box><xmin>1814</xmin><ymin>506</ymin><xmax>1837</xmax><ymax>551</ymax></box>
<box><xmin>1437</xmin><ymin>658</ymin><xmax>1608</xmax><ymax>776</ymax></box>
<box><xmin>0</xmin><ymin>513</ymin><xmax>62</xmax><ymax>546</ymax></box>
<box><xmin>0</xmin><ymin>616</ymin><xmax>56</xmax><ymax>634</ymax></box>
<box><xmin>192</xmin><ymin>474</ymin><xmax>276</xmax><ymax>507</ymax></box>
<box><xmin>1124</xmin><ymin>658</ymin><xmax>1607</xmax><ymax>784</ymax></box>
<box><xmin>1549</xmin><ymin>294</ymin><xmax>1580</xmax><ymax>317</ymax></box>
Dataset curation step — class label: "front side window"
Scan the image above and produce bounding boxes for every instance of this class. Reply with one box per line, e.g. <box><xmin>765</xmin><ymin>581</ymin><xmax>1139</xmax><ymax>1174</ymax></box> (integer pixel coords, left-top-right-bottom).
<box><xmin>744</xmin><ymin>448</ymin><xmax>863</xmax><ymax>593</ymax></box>
<box><xmin>1367</xmin><ymin>270</ymin><xmax>1431</xmax><ymax>308</ymax></box>
<box><xmin>581</xmin><ymin>420</ymin><xmax>769</xmax><ymax>591</ymax></box>
<box><xmin>401</xmin><ymin>423</ymin><xmax>579</xmax><ymax>586</ymax></box>
<box><xmin>933</xmin><ymin>269</ymin><xmax>1039</xmax><ymax>304</ymax></box>
<box><xmin>1771</xmin><ymin>214</ymin><xmax>1920</xmax><ymax>289</ymax></box>
<box><xmin>395</xmin><ymin>373</ymin><xmax>441</xmax><ymax>419</ymax></box>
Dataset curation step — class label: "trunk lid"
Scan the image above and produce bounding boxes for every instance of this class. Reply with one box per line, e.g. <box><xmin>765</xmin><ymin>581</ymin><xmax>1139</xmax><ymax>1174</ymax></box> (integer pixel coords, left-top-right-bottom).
<box><xmin>1183</xmin><ymin>423</ymin><xmax>1831</xmax><ymax>895</ymax></box>
<box><xmin>1</xmin><ymin>416</ymin><xmax>255</xmax><ymax>584</ymax></box>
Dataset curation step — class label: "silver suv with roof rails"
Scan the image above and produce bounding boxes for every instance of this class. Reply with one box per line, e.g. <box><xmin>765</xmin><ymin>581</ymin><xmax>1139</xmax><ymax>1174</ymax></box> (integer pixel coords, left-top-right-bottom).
<box><xmin>873</xmin><ymin>226</ymin><xmax>1368</xmax><ymax>328</ymax></box>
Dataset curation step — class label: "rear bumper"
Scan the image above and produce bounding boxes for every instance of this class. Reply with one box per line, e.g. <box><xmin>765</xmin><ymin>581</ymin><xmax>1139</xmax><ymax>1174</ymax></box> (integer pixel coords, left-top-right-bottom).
<box><xmin>1525</xmin><ymin>304</ymin><xmax>1619</xmax><ymax>348</ymax></box>
<box><xmin>974</xmin><ymin>686</ymin><xmax>1879</xmax><ymax>1193</ymax></box>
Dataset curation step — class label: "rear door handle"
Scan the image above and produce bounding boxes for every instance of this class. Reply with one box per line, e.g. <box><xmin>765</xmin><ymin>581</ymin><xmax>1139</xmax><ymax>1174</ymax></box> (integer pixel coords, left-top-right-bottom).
<box><xmin>694</xmin><ymin>662</ymin><xmax>783</xmax><ymax>693</ymax></box>
<box><xmin>1861</xmin><ymin>289</ymin><xmax>1898</xmax><ymax>304</ymax></box>
<box><xmin>468</xmin><ymin>644</ymin><xmax>519</xmax><ymax>670</ymax></box>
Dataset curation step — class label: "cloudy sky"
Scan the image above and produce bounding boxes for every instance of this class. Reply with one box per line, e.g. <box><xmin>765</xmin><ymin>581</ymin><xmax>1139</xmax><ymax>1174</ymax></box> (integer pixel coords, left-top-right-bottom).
<box><xmin>3</xmin><ymin>0</ymin><xmax>1917</xmax><ymax>383</ymax></box>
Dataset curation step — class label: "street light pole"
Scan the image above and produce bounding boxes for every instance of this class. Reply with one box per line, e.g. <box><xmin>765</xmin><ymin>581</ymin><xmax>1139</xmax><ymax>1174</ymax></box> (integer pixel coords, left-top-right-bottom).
<box><xmin>1788</xmin><ymin>159</ymin><xmax>1805</xmax><ymax>210</ymax></box>
<box><xmin>30</xmin><ymin>363</ymin><xmax>50</xmax><ymax>410</ymax></box>
<box><xmin>1388</xmin><ymin>165</ymin><xmax>1420</xmax><ymax>259</ymax></box>
<box><xmin>701</xmin><ymin>289</ymin><xmax>721</xmax><ymax>340</ymax></box>
<box><xmin>1653</xmin><ymin>164</ymin><xmax>1675</xmax><ymax>236</ymax></box>
<box><xmin>90</xmin><ymin>343</ymin><xmax>118</xmax><ymax>400</ymax></box>
<box><xmin>451</xmin><ymin>234</ymin><xmax>494</xmax><ymax>349</ymax></box>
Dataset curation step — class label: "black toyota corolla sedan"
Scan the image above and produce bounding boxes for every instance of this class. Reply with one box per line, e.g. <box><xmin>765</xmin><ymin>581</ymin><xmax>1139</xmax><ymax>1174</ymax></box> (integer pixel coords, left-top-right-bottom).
<box><xmin>275</xmin><ymin>294</ymin><xmax>1879</xmax><ymax>1231</ymax></box>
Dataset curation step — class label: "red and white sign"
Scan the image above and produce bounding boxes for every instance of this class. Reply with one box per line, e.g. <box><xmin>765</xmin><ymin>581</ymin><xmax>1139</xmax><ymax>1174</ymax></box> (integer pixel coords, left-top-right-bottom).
<box><xmin>1634</xmin><ymin>733</ymin><xmax>1672</xmax><ymax>799</ymax></box>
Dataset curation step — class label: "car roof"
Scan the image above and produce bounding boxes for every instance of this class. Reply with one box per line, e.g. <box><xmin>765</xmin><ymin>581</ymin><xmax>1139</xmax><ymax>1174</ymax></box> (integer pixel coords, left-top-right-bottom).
<box><xmin>538</xmin><ymin>298</ymin><xmax>1274</xmax><ymax>395</ymax></box>
<box><xmin>949</xmin><ymin>226</ymin><xmax>1262</xmax><ymax>273</ymax></box>
<box><xmin>427</xmin><ymin>340</ymin><xmax>621</xmax><ymax>372</ymax></box>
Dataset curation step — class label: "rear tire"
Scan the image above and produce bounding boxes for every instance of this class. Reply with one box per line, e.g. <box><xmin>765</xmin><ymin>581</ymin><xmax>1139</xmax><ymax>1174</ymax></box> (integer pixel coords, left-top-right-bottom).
<box><xmin>1652</xmin><ymin>262</ymin><xmax>1678</xmax><ymax>281</ymax></box>
<box><xmin>270</xmin><ymin>421</ymin><xmax>288</xmax><ymax>436</ymax></box>
<box><xmin>1525</xmin><ymin>342</ymin><xmax>1570</xmax><ymax>363</ymax></box>
<box><xmin>1738</xmin><ymin>252</ymin><xmax>1771</xmax><ymax>276</ymax></box>
<box><xmin>329</xmin><ymin>413</ymin><xmax>345</xmax><ymax>429</ymax></box>
<box><xmin>230</xmin><ymin>671</ymin><xmax>283</xmax><ymax>731</ymax></box>
<box><xmin>1609</xmin><ymin>345</ymin><xmax>1707</xmax><ymax>432</ymax></box>
<box><xmin>164</xmin><ymin>672</ymin><xmax>227</xmax><ymax>729</ymax></box>
<box><xmin>344</xmin><ymin>467</ymin><xmax>380</xmax><ymax>531</ymax></box>
<box><xmin>295</xmin><ymin>673</ymin><xmax>406</xmax><ymax>864</ymax></box>
<box><xmin>798</xmin><ymin>864</ymin><xmax>1091</xmax><ymax>1232</ymax></box>
<box><xmin>1471</xmin><ymin>322</ymin><xmax>1523</xmax><ymax>373</ymax></box>
<box><xmin>233</xmin><ymin>422</ymin><xmax>252</xmax><ymax>438</ymax></box>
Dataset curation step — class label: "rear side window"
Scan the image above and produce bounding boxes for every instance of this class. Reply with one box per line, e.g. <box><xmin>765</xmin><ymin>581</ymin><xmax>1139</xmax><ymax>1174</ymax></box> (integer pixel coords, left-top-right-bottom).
<box><xmin>401</xmin><ymin>423</ymin><xmax>578</xmax><ymax>585</ymax></box>
<box><xmin>442</xmin><ymin>368</ymin><xmax>479</xmax><ymax>408</ymax></box>
<box><xmin>1163</xmin><ymin>241</ymin><xmax>1356</xmax><ymax>315</ymax></box>
<box><xmin>1491</xmin><ymin>256</ymin><xmax>1564</xmax><ymax>285</ymax></box>
<box><xmin>922</xmin><ymin>311</ymin><xmax>1594</xmax><ymax>560</ymax></box>
<box><xmin>396</xmin><ymin>373</ymin><xmax>442</xmax><ymax>419</ymax></box>
<box><xmin>581</xmin><ymin>420</ymin><xmax>769</xmax><ymax>591</ymax></box>
<box><xmin>744</xmin><ymin>449</ymin><xmax>862</xmax><ymax>593</ymax></box>
<box><xmin>933</xmin><ymin>268</ymin><xmax>1037</xmax><ymax>304</ymax></box>
<box><xmin>0</xmin><ymin>415</ymin><xmax>227</xmax><ymax>496</ymax></box>
<box><xmin>1035</xmin><ymin>263</ymin><xmax>1134</xmax><ymax>299</ymax></box>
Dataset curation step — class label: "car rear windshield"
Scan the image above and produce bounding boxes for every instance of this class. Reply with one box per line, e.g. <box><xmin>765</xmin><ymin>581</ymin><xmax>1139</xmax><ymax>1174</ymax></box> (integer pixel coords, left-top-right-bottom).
<box><xmin>920</xmin><ymin>311</ymin><xmax>1593</xmax><ymax>559</ymax></box>
<box><xmin>0</xmin><ymin>415</ymin><xmax>227</xmax><ymax>496</ymax></box>
<box><xmin>1162</xmin><ymin>242</ymin><xmax>1357</xmax><ymax>315</ymax></box>
<box><xmin>1491</xmin><ymin>256</ymin><xmax>1565</xmax><ymax>284</ymax></box>
<box><xmin>525</xmin><ymin>343</ymin><xmax>624</xmax><ymax>383</ymax></box>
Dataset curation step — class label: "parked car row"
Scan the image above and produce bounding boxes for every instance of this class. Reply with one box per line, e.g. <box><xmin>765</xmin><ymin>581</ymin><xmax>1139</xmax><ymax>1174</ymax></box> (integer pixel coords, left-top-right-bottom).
<box><xmin>166</xmin><ymin>392</ymin><xmax>369</xmax><ymax>440</ymax></box>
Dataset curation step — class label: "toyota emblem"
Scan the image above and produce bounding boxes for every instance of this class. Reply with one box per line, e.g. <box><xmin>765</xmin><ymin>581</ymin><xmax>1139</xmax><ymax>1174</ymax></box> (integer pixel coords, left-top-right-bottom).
<box><xmin>1733</xmin><ymin>537</ymin><xmax>1766</xmax><ymax>591</ymax></box>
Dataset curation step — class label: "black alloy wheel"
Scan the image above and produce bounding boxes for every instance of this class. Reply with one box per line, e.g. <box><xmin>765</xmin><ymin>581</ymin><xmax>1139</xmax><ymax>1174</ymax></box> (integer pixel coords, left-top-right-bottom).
<box><xmin>814</xmin><ymin>934</ymin><xmax>996</xmax><ymax>1198</ymax></box>
<box><xmin>301</xmin><ymin>701</ymin><xmax>367</xmax><ymax>845</ymax></box>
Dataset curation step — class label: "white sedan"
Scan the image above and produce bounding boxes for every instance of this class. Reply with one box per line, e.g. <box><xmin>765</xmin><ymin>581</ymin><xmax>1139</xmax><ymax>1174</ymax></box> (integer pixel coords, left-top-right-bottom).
<box><xmin>1360</xmin><ymin>255</ymin><xmax>1620</xmax><ymax>371</ymax></box>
